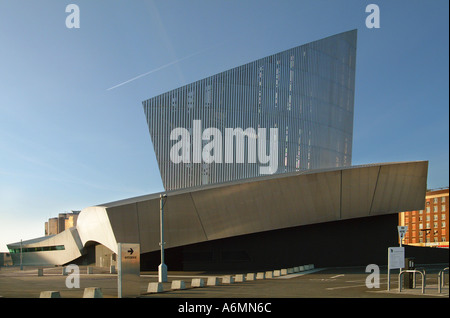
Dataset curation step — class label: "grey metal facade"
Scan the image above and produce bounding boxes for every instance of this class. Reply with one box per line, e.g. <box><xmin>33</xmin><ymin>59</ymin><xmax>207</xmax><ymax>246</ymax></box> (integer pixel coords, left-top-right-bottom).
<box><xmin>7</xmin><ymin>161</ymin><xmax>429</xmax><ymax>267</ymax></box>
<box><xmin>143</xmin><ymin>30</ymin><xmax>357</xmax><ymax>191</ymax></box>
<box><xmin>77</xmin><ymin>161</ymin><xmax>428</xmax><ymax>261</ymax></box>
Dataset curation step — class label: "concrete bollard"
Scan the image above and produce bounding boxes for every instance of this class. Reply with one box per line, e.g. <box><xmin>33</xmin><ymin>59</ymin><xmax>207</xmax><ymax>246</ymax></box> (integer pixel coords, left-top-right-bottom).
<box><xmin>37</xmin><ymin>268</ymin><xmax>43</xmax><ymax>277</ymax></box>
<box><xmin>299</xmin><ymin>266</ymin><xmax>305</xmax><ymax>271</ymax></box>
<box><xmin>147</xmin><ymin>282</ymin><xmax>164</xmax><ymax>293</ymax></box>
<box><xmin>191</xmin><ymin>278</ymin><xmax>205</xmax><ymax>288</ymax></box>
<box><xmin>234</xmin><ymin>274</ymin><xmax>246</xmax><ymax>282</ymax></box>
<box><xmin>221</xmin><ymin>276</ymin><xmax>234</xmax><ymax>284</ymax></box>
<box><xmin>281</xmin><ymin>269</ymin><xmax>288</xmax><ymax>275</ymax></box>
<box><xmin>171</xmin><ymin>280</ymin><xmax>186</xmax><ymax>290</ymax></box>
<box><xmin>273</xmin><ymin>270</ymin><xmax>281</xmax><ymax>277</ymax></box>
<box><xmin>294</xmin><ymin>267</ymin><xmax>299</xmax><ymax>273</ymax></box>
<box><xmin>246</xmin><ymin>273</ymin><xmax>256</xmax><ymax>281</ymax></box>
<box><xmin>265</xmin><ymin>271</ymin><xmax>273</xmax><ymax>279</ymax></box>
<box><xmin>40</xmin><ymin>291</ymin><xmax>61</xmax><ymax>298</ymax></box>
<box><xmin>207</xmin><ymin>277</ymin><xmax>220</xmax><ymax>286</ymax></box>
<box><xmin>256</xmin><ymin>272</ymin><xmax>266</xmax><ymax>280</ymax></box>
<box><xmin>83</xmin><ymin>287</ymin><xmax>103</xmax><ymax>298</ymax></box>
<box><xmin>288</xmin><ymin>268</ymin><xmax>294</xmax><ymax>274</ymax></box>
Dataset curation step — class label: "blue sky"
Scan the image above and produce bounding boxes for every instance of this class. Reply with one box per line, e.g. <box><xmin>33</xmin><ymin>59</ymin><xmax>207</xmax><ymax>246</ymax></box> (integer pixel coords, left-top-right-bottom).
<box><xmin>0</xmin><ymin>0</ymin><xmax>448</xmax><ymax>252</ymax></box>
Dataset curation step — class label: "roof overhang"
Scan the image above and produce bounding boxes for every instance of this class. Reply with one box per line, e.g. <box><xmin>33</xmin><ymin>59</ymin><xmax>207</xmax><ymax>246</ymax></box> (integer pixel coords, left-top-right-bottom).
<box><xmin>77</xmin><ymin>161</ymin><xmax>428</xmax><ymax>254</ymax></box>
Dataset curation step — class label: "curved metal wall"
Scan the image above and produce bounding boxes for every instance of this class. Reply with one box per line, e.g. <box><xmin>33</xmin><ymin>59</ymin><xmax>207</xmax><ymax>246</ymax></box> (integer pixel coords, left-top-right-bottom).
<box><xmin>143</xmin><ymin>30</ymin><xmax>357</xmax><ymax>191</ymax></box>
<box><xmin>99</xmin><ymin>161</ymin><xmax>427</xmax><ymax>255</ymax></box>
<box><xmin>7</xmin><ymin>161</ymin><xmax>428</xmax><ymax>266</ymax></box>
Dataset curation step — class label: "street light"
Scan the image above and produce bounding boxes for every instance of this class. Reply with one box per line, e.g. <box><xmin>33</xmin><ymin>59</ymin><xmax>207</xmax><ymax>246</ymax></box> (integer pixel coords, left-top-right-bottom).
<box><xmin>158</xmin><ymin>194</ymin><xmax>168</xmax><ymax>283</ymax></box>
<box><xmin>420</xmin><ymin>228</ymin><xmax>431</xmax><ymax>247</ymax></box>
<box><xmin>20</xmin><ymin>239</ymin><xmax>23</xmax><ymax>270</ymax></box>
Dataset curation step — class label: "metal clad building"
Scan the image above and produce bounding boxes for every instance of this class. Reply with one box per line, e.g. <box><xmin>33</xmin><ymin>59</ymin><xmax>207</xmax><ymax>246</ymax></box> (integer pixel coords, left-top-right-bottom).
<box><xmin>7</xmin><ymin>161</ymin><xmax>432</xmax><ymax>268</ymax></box>
<box><xmin>8</xmin><ymin>30</ymin><xmax>444</xmax><ymax>270</ymax></box>
<box><xmin>143</xmin><ymin>30</ymin><xmax>357</xmax><ymax>191</ymax></box>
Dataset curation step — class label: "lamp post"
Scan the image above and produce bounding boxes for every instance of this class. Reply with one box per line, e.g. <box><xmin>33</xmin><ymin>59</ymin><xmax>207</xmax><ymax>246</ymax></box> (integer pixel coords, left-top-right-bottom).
<box><xmin>20</xmin><ymin>239</ymin><xmax>23</xmax><ymax>270</ymax></box>
<box><xmin>421</xmin><ymin>228</ymin><xmax>431</xmax><ymax>247</ymax></box>
<box><xmin>158</xmin><ymin>194</ymin><xmax>168</xmax><ymax>283</ymax></box>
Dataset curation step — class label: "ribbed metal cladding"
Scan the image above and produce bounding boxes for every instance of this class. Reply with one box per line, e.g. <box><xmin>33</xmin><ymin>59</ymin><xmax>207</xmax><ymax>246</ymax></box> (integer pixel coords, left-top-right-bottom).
<box><xmin>143</xmin><ymin>30</ymin><xmax>357</xmax><ymax>191</ymax></box>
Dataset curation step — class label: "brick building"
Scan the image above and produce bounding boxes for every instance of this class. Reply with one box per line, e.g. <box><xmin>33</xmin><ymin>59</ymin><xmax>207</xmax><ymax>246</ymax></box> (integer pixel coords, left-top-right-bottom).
<box><xmin>399</xmin><ymin>188</ymin><xmax>449</xmax><ymax>248</ymax></box>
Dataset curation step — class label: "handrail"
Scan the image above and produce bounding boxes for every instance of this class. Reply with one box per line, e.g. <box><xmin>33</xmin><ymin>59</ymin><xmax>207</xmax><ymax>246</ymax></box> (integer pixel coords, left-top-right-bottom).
<box><xmin>399</xmin><ymin>269</ymin><xmax>425</xmax><ymax>294</ymax></box>
<box><xmin>438</xmin><ymin>267</ymin><xmax>449</xmax><ymax>293</ymax></box>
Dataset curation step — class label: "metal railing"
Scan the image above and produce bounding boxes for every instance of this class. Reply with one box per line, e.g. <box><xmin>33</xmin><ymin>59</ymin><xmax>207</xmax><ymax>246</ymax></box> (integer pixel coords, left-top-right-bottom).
<box><xmin>438</xmin><ymin>267</ymin><xmax>449</xmax><ymax>294</ymax></box>
<box><xmin>399</xmin><ymin>269</ymin><xmax>426</xmax><ymax>294</ymax></box>
<box><xmin>415</xmin><ymin>267</ymin><xmax>427</xmax><ymax>289</ymax></box>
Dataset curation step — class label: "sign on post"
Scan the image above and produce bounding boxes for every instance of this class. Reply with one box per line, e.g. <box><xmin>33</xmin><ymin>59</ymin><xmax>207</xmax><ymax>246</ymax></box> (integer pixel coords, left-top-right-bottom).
<box><xmin>118</xmin><ymin>243</ymin><xmax>140</xmax><ymax>298</ymax></box>
<box><xmin>388</xmin><ymin>247</ymin><xmax>405</xmax><ymax>269</ymax></box>
<box><xmin>387</xmin><ymin>246</ymin><xmax>405</xmax><ymax>290</ymax></box>
<box><xmin>397</xmin><ymin>226</ymin><xmax>408</xmax><ymax>246</ymax></box>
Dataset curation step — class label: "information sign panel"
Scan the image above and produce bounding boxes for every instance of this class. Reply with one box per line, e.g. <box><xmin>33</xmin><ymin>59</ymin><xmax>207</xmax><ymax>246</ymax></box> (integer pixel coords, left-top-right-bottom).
<box><xmin>388</xmin><ymin>246</ymin><xmax>405</xmax><ymax>269</ymax></box>
<box><xmin>118</xmin><ymin>243</ymin><xmax>140</xmax><ymax>298</ymax></box>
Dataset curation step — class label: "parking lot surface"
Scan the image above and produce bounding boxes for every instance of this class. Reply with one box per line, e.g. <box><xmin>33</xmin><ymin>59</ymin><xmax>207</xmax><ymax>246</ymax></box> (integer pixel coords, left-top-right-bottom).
<box><xmin>0</xmin><ymin>264</ymin><xmax>447</xmax><ymax>299</ymax></box>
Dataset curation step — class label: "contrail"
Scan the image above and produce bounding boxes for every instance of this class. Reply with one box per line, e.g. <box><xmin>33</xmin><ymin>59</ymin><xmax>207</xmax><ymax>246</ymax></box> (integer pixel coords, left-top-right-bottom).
<box><xmin>106</xmin><ymin>48</ymin><xmax>210</xmax><ymax>91</ymax></box>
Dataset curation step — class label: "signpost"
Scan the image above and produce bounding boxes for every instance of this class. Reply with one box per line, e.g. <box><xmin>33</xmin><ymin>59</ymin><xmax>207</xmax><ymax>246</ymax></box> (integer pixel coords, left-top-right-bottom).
<box><xmin>397</xmin><ymin>226</ymin><xmax>408</xmax><ymax>247</ymax></box>
<box><xmin>20</xmin><ymin>239</ymin><xmax>23</xmax><ymax>270</ymax></box>
<box><xmin>118</xmin><ymin>243</ymin><xmax>140</xmax><ymax>298</ymax></box>
<box><xmin>387</xmin><ymin>246</ymin><xmax>405</xmax><ymax>291</ymax></box>
<box><xmin>159</xmin><ymin>194</ymin><xmax>168</xmax><ymax>283</ymax></box>
<box><xmin>387</xmin><ymin>225</ymin><xmax>407</xmax><ymax>291</ymax></box>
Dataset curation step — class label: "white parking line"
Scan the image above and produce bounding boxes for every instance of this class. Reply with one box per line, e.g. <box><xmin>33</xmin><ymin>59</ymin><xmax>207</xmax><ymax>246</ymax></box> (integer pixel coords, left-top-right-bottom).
<box><xmin>326</xmin><ymin>284</ymin><xmax>367</xmax><ymax>290</ymax></box>
<box><xmin>275</xmin><ymin>268</ymin><xmax>326</xmax><ymax>279</ymax></box>
<box><xmin>326</xmin><ymin>280</ymin><xmax>389</xmax><ymax>290</ymax></box>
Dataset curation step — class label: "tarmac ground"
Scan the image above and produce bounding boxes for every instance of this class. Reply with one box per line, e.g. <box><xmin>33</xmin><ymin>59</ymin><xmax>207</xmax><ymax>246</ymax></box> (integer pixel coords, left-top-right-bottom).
<box><xmin>0</xmin><ymin>263</ymin><xmax>448</xmax><ymax>299</ymax></box>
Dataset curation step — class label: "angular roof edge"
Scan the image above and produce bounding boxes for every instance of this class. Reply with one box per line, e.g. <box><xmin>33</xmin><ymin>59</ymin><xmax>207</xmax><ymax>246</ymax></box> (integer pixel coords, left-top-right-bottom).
<box><xmin>98</xmin><ymin>160</ymin><xmax>428</xmax><ymax>208</ymax></box>
<box><xmin>142</xmin><ymin>29</ymin><xmax>358</xmax><ymax>104</ymax></box>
